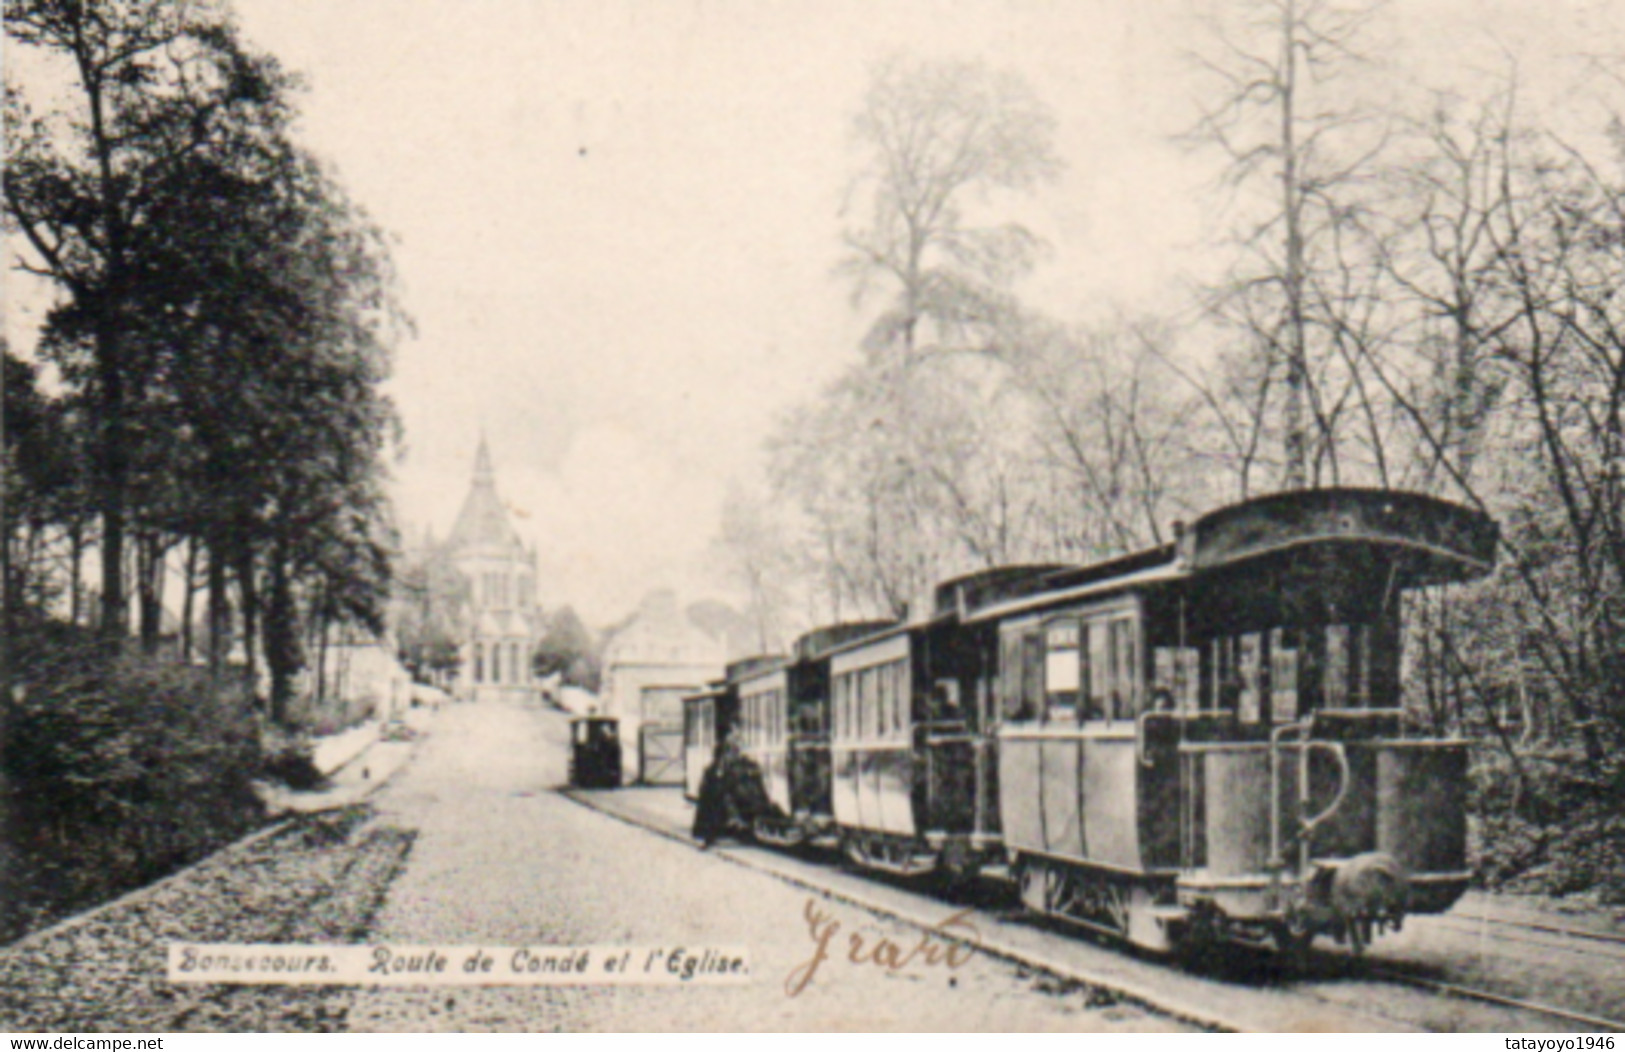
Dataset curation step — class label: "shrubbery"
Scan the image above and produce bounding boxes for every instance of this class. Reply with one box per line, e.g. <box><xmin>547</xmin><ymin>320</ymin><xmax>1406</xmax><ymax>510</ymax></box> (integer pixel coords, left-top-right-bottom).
<box><xmin>1469</xmin><ymin>747</ymin><xmax>1625</xmax><ymax>906</ymax></box>
<box><xmin>1</xmin><ymin>628</ymin><xmax>269</xmax><ymax>943</ymax></box>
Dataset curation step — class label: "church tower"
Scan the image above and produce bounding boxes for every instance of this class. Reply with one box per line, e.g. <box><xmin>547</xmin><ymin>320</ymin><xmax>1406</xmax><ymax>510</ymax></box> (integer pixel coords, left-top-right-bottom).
<box><xmin>446</xmin><ymin>437</ymin><xmax>541</xmax><ymax>703</ymax></box>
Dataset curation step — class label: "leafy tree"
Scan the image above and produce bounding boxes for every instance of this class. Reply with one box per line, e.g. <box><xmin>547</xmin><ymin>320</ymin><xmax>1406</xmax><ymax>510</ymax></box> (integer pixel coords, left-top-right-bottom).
<box><xmin>395</xmin><ymin>544</ymin><xmax>470</xmax><ymax>685</ymax></box>
<box><xmin>533</xmin><ymin>606</ymin><xmax>600</xmax><ymax>693</ymax></box>
<box><xmin>4</xmin><ymin>0</ymin><xmax>296</xmax><ymax>639</ymax></box>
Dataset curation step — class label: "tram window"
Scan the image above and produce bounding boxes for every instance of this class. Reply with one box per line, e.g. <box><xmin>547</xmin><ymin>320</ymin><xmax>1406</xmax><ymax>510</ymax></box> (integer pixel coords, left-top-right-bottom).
<box><xmin>876</xmin><ymin>666</ymin><xmax>890</xmax><ymax>739</ymax></box>
<box><xmin>1212</xmin><ymin>636</ymin><xmax>1240</xmax><ymax>713</ymax></box>
<box><xmin>1238</xmin><ymin>633</ymin><xmax>1263</xmax><ymax>722</ymax></box>
<box><xmin>879</xmin><ymin>667</ymin><xmax>889</xmax><ymax>738</ymax></box>
<box><xmin>994</xmin><ymin>634</ymin><xmax>1020</xmax><ymax>725</ymax></box>
<box><xmin>865</xmin><ymin>668</ymin><xmax>876</xmax><ymax>739</ymax></box>
<box><xmin>1019</xmin><ymin>633</ymin><xmax>1042</xmax><ymax>719</ymax></box>
<box><xmin>1044</xmin><ymin>620</ymin><xmax>1081</xmax><ymax>718</ymax></box>
<box><xmin>1325</xmin><ymin>625</ymin><xmax>1350</xmax><ymax>707</ymax></box>
<box><xmin>890</xmin><ymin>663</ymin><xmax>903</xmax><ymax>738</ymax></box>
<box><xmin>1355</xmin><ymin>623</ymin><xmax>1373</xmax><ymax>707</ymax></box>
<box><xmin>1270</xmin><ymin>628</ymin><xmax>1300</xmax><ymax>722</ymax></box>
<box><xmin>1086</xmin><ymin>621</ymin><xmax>1111</xmax><ymax>719</ymax></box>
<box><xmin>1153</xmin><ymin>647</ymin><xmax>1202</xmax><ymax>713</ymax></box>
<box><xmin>857</xmin><ymin>673</ymin><xmax>869</xmax><ymax>740</ymax></box>
<box><xmin>851</xmin><ymin>673</ymin><xmax>860</xmax><ymax>735</ymax></box>
<box><xmin>1112</xmin><ymin>618</ymin><xmax>1139</xmax><ymax>717</ymax></box>
<box><xmin>884</xmin><ymin>663</ymin><xmax>895</xmax><ymax>736</ymax></box>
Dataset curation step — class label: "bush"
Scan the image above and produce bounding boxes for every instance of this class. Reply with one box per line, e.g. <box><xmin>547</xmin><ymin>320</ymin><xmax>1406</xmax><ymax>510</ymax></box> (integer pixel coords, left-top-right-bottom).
<box><xmin>261</xmin><ymin>743</ymin><xmax>328</xmax><ymax>791</ymax></box>
<box><xmin>0</xmin><ymin>635</ymin><xmax>268</xmax><ymax>943</ymax></box>
<box><xmin>1469</xmin><ymin>745</ymin><xmax>1625</xmax><ymax>906</ymax></box>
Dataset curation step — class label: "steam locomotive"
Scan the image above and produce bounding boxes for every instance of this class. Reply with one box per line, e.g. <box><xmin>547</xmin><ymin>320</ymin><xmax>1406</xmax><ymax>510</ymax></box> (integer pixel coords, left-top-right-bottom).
<box><xmin>681</xmin><ymin>487</ymin><xmax>1498</xmax><ymax>954</ymax></box>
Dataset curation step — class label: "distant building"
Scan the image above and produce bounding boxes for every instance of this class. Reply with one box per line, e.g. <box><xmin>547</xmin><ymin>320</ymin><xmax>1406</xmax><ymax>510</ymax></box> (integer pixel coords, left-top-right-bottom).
<box><xmin>599</xmin><ymin>590</ymin><xmax>743</xmax><ymax>782</ymax></box>
<box><xmin>445</xmin><ymin>438</ymin><xmax>543</xmax><ymax>704</ymax></box>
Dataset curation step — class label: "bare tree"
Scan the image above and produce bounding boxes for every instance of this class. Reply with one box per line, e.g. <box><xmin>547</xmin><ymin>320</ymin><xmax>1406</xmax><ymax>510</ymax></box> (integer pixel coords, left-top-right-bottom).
<box><xmin>1186</xmin><ymin>0</ymin><xmax>1390</xmax><ymax>490</ymax></box>
<box><xmin>841</xmin><ymin>55</ymin><xmax>1062</xmax><ymax>364</ymax></box>
<box><xmin>710</xmin><ymin>483</ymin><xmax>800</xmax><ymax>654</ymax></box>
<box><xmin>999</xmin><ymin>313</ymin><xmax>1212</xmax><ymax>556</ymax></box>
<box><xmin>760</xmin><ymin>56</ymin><xmax>1065</xmax><ymax>621</ymax></box>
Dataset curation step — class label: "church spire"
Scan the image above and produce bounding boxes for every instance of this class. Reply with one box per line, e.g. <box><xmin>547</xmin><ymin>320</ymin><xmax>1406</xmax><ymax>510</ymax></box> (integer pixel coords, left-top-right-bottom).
<box><xmin>448</xmin><ymin>435</ymin><xmax>522</xmax><ymax>554</ymax></box>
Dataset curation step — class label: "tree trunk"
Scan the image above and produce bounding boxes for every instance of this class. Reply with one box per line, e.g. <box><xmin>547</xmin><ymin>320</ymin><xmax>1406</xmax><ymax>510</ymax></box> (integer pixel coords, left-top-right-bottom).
<box><xmin>207</xmin><ymin>542</ymin><xmax>231</xmax><ymax>676</ymax></box>
<box><xmin>264</xmin><ymin>543</ymin><xmax>304</xmax><ymax>726</ymax></box>
<box><xmin>137</xmin><ymin>533</ymin><xmax>164</xmax><ymax>652</ymax></box>
<box><xmin>1280</xmin><ymin>0</ymin><xmax>1308</xmax><ymax>491</ymax></box>
<box><xmin>94</xmin><ymin>302</ymin><xmax>129</xmax><ymax>642</ymax></box>
<box><xmin>236</xmin><ymin>548</ymin><xmax>259</xmax><ymax>685</ymax></box>
<box><xmin>181</xmin><ymin>538</ymin><xmax>198</xmax><ymax>662</ymax></box>
<box><xmin>68</xmin><ymin>522</ymin><xmax>84</xmax><ymax>625</ymax></box>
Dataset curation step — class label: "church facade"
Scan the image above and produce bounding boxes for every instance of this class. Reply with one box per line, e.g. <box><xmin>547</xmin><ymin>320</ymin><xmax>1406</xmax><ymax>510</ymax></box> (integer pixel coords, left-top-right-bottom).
<box><xmin>446</xmin><ymin>439</ymin><xmax>543</xmax><ymax>704</ymax></box>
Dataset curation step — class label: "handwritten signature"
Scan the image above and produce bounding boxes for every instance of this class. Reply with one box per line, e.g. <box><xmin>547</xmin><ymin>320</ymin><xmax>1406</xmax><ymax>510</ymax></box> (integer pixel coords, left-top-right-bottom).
<box><xmin>785</xmin><ymin>897</ymin><xmax>981</xmax><ymax>997</ymax></box>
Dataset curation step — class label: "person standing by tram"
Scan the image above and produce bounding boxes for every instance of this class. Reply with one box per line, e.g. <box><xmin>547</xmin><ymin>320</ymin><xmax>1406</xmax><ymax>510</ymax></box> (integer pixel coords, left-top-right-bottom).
<box><xmin>692</xmin><ymin>729</ymin><xmax>771</xmax><ymax>849</ymax></box>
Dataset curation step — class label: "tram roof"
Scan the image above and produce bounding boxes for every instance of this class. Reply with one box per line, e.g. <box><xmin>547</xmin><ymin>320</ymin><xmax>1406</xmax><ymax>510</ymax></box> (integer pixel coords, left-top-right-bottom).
<box><xmin>793</xmin><ymin>620</ymin><xmax>899</xmax><ymax>660</ymax></box>
<box><xmin>1182</xmin><ymin>487</ymin><xmax>1498</xmax><ymax>581</ymax></box>
<box><xmin>961</xmin><ymin>487</ymin><xmax>1497</xmax><ymax>624</ymax></box>
<box><xmin>726</xmin><ymin>655</ymin><xmax>793</xmax><ymax>687</ymax></box>
<box><xmin>963</xmin><ymin>561</ymin><xmax>1185</xmax><ymax>624</ymax></box>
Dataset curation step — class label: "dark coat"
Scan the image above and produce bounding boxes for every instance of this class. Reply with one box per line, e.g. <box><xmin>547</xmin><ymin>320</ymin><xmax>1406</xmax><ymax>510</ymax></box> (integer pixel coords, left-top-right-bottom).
<box><xmin>692</xmin><ymin>742</ymin><xmax>771</xmax><ymax>844</ymax></box>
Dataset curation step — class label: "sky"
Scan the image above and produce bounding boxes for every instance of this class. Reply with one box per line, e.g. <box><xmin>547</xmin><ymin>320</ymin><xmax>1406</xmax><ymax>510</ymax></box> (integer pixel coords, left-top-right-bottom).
<box><xmin>8</xmin><ymin>0</ymin><xmax>1622</xmax><ymax>627</ymax></box>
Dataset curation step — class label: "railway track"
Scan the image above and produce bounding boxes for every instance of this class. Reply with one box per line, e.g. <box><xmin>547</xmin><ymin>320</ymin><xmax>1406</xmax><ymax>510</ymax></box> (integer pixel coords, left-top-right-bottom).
<box><xmin>564</xmin><ymin>787</ymin><xmax>1625</xmax><ymax>1033</ymax></box>
<box><xmin>1360</xmin><ymin>962</ymin><xmax>1625</xmax><ymax>1032</ymax></box>
<box><xmin>1431</xmin><ymin>911</ymin><xmax>1625</xmax><ymax>958</ymax></box>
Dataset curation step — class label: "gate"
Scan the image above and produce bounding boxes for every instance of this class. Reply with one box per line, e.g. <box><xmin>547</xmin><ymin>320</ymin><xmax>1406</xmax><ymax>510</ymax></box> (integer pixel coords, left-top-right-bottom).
<box><xmin>639</xmin><ymin>723</ymin><xmax>685</xmax><ymax>786</ymax></box>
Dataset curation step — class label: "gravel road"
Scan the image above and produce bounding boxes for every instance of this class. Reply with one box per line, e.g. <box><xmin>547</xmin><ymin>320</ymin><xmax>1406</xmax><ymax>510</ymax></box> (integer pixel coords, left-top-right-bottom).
<box><xmin>347</xmin><ymin>699</ymin><xmax>1187</xmax><ymax>1031</ymax></box>
<box><xmin>1</xmin><ymin>699</ymin><xmax>1189</xmax><ymax>1032</ymax></box>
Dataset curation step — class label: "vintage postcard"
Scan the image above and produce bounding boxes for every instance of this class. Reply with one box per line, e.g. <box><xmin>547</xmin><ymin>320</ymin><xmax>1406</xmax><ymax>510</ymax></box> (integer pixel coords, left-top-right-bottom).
<box><xmin>4</xmin><ymin>0</ymin><xmax>1624</xmax><ymax>1036</ymax></box>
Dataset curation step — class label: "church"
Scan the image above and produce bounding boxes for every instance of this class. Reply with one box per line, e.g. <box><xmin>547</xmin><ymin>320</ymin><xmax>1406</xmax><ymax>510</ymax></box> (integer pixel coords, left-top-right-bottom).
<box><xmin>445</xmin><ymin>438</ymin><xmax>543</xmax><ymax>703</ymax></box>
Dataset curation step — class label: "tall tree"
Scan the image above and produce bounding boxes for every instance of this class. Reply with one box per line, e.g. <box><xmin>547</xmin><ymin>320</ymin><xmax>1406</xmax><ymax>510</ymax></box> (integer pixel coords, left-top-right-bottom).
<box><xmin>1187</xmin><ymin>0</ymin><xmax>1388</xmax><ymax>490</ymax></box>
<box><xmin>4</xmin><ymin>0</ymin><xmax>292</xmax><ymax>639</ymax></box>
<box><xmin>763</xmin><ymin>56</ymin><xmax>1063</xmax><ymax>620</ymax></box>
<box><xmin>841</xmin><ymin>54</ymin><xmax>1062</xmax><ymax>363</ymax></box>
<box><xmin>142</xmin><ymin>141</ymin><xmax>403</xmax><ymax>718</ymax></box>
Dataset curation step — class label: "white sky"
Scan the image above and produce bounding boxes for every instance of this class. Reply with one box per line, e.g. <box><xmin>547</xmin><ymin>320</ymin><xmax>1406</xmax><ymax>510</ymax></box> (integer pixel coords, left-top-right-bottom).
<box><xmin>9</xmin><ymin>0</ymin><xmax>1621</xmax><ymax>627</ymax></box>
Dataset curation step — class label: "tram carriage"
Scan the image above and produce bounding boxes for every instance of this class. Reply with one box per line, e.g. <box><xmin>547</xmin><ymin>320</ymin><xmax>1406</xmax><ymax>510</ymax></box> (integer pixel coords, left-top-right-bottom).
<box><xmin>979</xmin><ymin>488</ymin><xmax>1497</xmax><ymax>952</ymax></box>
<box><xmin>680</xmin><ymin>487</ymin><xmax>1497</xmax><ymax>955</ymax></box>
<box><xmin>681</xmin><ymin>683</ymin><xmax>737</xmax><ymax>802</ymax></box>
<box><xmin>735</xmin><ymin>657</ymin><xmax>795</xmax><ymax>836</ymax></box>
<box><xmin>568</xmin><ymin>715</ymin><xmax>623</xmax><ymax>790</ymax></box>
<box><xmin>757</xmin><ymin>623</ymin><xmax>898</xmax><ymax>846</ymax></box>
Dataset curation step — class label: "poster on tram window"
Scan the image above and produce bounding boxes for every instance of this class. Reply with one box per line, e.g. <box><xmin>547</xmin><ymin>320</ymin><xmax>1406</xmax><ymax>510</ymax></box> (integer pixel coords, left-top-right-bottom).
<box><xmin>4</xmin><ymin>0</ymin><xmax>1622</xmax><ymax>1041</ymax></box>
